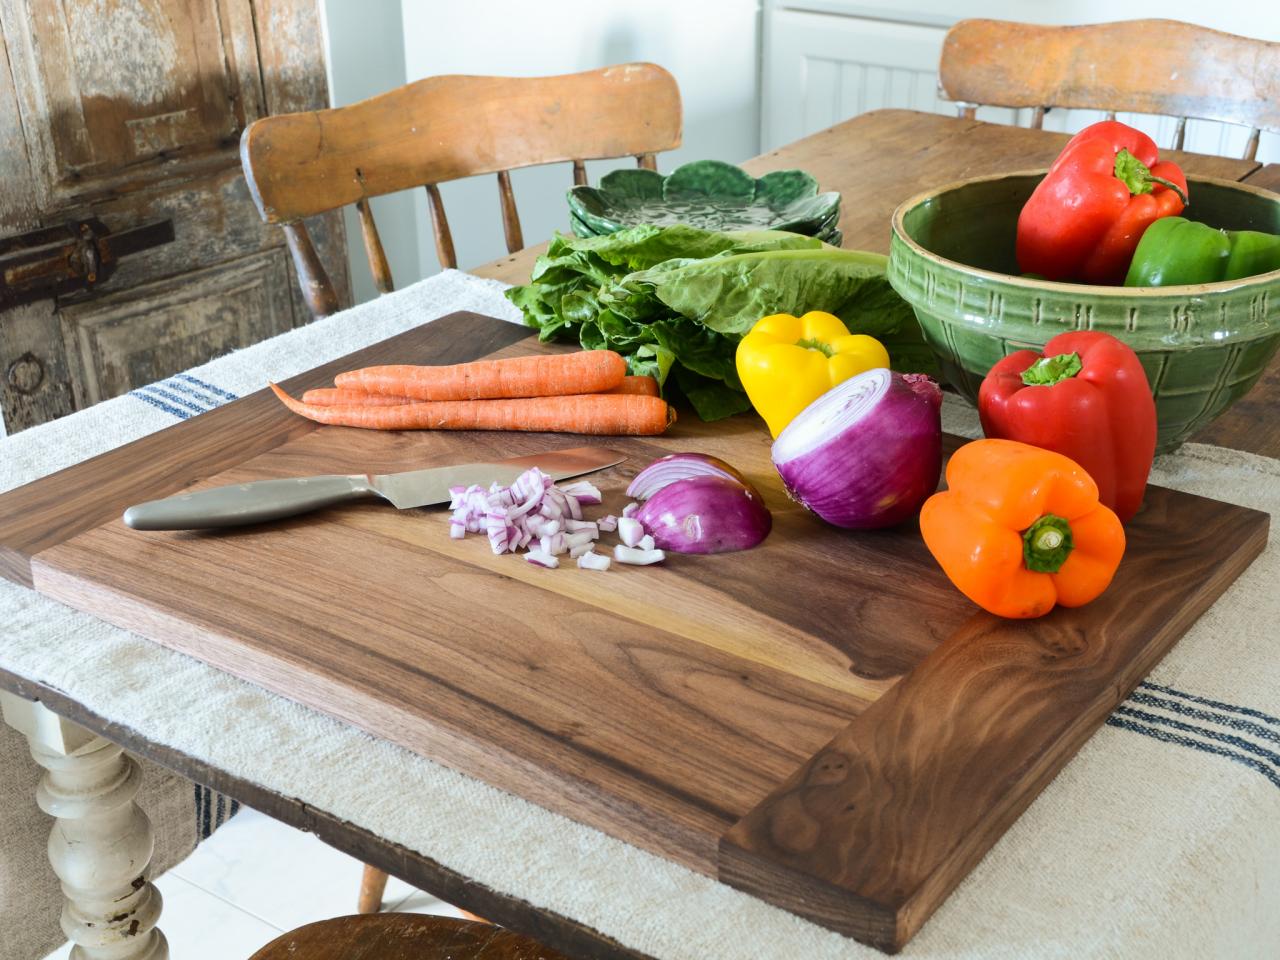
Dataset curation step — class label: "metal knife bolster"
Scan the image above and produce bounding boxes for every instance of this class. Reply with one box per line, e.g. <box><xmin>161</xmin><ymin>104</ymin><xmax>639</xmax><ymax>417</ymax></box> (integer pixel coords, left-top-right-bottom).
<box><xmin>122</xmin><ymin>475</ymin><xmax>378</xmax><ymax>531</ymax></box>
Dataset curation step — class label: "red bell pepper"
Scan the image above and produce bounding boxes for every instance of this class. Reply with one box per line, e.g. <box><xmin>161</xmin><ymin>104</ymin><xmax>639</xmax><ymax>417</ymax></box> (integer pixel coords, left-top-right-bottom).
<box><xmin>977</xmin><ymin>331</ymin><xmax>1156</xmax><ymax>523</ymax></box>
<box><xmin>1017</xmin><ymin>121</ymin><xmax>1189</xmax><ymax>285</ymax></box>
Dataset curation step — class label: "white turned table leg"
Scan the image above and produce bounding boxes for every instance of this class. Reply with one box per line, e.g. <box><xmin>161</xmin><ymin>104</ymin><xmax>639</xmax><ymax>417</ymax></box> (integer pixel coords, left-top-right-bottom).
<box><xmin>1</xmin><ymin>692</ymin><xmax>168</xmax><ymax>960</ymax></box>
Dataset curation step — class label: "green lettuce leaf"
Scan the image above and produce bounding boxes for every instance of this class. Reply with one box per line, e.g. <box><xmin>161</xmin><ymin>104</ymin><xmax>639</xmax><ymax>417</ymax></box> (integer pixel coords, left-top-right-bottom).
<box><xmin>503</xmin><ymin>226</ymin><xmax>935</xmax><ymax>421</ymax></box>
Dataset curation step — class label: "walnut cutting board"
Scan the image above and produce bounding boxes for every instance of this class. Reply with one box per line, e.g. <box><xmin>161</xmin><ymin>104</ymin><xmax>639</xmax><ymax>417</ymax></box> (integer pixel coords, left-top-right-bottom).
<box><xmin>1</xmin><ymin>312</ymin><xmax>1268</xmax><ymax>953</ymax></box>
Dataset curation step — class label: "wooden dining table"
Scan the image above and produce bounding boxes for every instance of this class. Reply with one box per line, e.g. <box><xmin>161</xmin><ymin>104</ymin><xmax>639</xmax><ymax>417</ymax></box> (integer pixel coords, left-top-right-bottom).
<box><xmin>1</xmin><ymin>108</ymin><xmax>1277</xmax><ymax>960</ymax></box>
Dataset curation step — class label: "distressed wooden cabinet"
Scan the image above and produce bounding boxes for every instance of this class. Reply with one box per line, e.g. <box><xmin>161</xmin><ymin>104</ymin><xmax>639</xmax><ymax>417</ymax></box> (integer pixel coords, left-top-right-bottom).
<box><xmin>0</xmin><ymin>0</ymin><xmax>349</xmax><ymax>435</ymax></box>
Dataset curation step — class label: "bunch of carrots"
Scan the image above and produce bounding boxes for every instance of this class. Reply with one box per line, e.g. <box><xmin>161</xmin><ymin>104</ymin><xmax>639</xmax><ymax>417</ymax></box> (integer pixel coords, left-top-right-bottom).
<box><xmin>269</xmin><ymin>349</ymin><xmax>674</xmax><ymax>436</ymax></box>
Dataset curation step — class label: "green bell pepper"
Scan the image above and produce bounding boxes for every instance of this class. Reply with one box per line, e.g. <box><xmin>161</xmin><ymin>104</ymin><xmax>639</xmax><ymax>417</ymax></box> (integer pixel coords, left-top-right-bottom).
<box><xmin>1124</xmin><ymin>216</ymin><xmax>1280</xmax><ymax>286</ymax></box>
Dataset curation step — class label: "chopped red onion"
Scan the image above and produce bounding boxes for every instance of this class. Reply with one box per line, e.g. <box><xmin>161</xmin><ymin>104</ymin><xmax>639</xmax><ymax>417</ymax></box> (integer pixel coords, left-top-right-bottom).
<box><xmin>597</xmin><ymin>515</ymin><xmax>618</xmax><ymax>532</ymax></box>
<box><xmin>614</xmin><ymin>545</ymin><xmax>665</xmax><ymax>565</ymax></box>
<box><xmin>618</xmin><ymin>517</ymin><xmax>645</xmax><ymax>547</ymax></box>
<box><xmin>577</xmin><ymin>551</ymin><xmax>611</xmax><ymax>571</ymax></box>
<box><xmin>569</xmin><ymin>542</ymin><xmax>594</xmax><ymax>559</ymax></box>
<box><xmin>638</xmin><ymin>534</ymin><xmax>655</xmax><ymax>551</ymax></box>
<box><xmin>525</xmin><ymin>550</ymin><xmax>558</xmax><ymax>568</ymax></box>
<box><xmin>622</xmin><ymin>502</ymin><xmax>639</xmax><ymax>518</ymax></box>
<box><xmin>561</xmin><ymin>480</ymin><xmax>603</xmax><ymax>505</ymax></box>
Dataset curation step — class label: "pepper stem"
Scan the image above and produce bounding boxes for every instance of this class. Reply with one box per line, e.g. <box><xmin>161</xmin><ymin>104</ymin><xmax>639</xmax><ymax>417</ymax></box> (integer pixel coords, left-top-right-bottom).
<box><xmin>795</xmin><ymin>337</ymin><xmax>835</xmax><ymax>358</ymax></box>
<box><xmin>1114</xmin><ymin>148</ymin><xmax>1189</xmax><ymax>206</ymax></box>
<box><xmin>1022</xmin><ymin>514</ymin><xmax>1074</xmax><ymax>573</ymax></box>
<box><xmin>1021</xmin><ymin>352</ymin><xmax>1083</xmax><ymax>387</ymax></box>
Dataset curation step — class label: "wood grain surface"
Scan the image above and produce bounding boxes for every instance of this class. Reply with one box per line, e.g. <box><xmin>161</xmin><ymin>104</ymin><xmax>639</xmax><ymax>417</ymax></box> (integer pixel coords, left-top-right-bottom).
<box><xmin>249</xmin><ymin>914</ymin><xmax>567</xmax><ymax>960</ymax></box>
<box><xmin>3</xmin><ymin>311</ymin><xmax>1268</xmax><ymax>953</ymax></box>
<box><xmin>720</xmin><ymin>483</ymin><xmax>1268</xmax><ymax>951</ymax></box>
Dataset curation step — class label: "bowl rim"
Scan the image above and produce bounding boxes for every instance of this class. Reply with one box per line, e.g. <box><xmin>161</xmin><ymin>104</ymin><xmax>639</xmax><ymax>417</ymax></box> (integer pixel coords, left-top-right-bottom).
<box><xmin>890</xmin><ymin>169</ymin><xmax>1280</xmax><ymax>296</ymax></box>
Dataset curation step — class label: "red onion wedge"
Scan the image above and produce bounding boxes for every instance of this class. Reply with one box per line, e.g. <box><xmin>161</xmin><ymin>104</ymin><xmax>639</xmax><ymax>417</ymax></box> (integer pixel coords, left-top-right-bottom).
<box><xmin>635</xmin><ymin>475</ymin><xmax>772</xmax><ymax>554</ymax></box>
<box><xmin>771</xmin><ymin>368</ymin><xmax>942</xmax><ymax>530</ymax></box>
<box><xmin>626</xmin><ymin>453</ymin><xmax>759</xmax><ymax>501</ymax></box>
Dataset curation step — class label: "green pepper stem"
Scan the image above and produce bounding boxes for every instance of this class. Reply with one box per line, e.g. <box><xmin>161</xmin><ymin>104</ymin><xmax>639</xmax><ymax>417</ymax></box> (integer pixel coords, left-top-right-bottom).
<box><xmin>1023</xmin><ymin>514</ymin><xmax>1074</xmax><ymax>574</ymax></box>
<box><xmin>795</xmin><ymin>337</ymin><xmax>835</xmax><ymax>358</ymax></box>
<box><xmin>1021</xmin><ymin>352</ymin><xmax>1083</xmax><ymax>387</ymax></box>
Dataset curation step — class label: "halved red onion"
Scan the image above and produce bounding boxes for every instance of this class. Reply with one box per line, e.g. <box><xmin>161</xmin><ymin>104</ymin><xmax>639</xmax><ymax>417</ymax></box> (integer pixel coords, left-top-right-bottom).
<box><xmin>635</xmin><ymin>475</ymin><xmax>772</xmax><ymax>554</ymax></box>
<box><xmin>771</xmin><ymin>368</ymin><xmax>941</xmax><ymax>530</ymax></box>
<box><xmin>626</xmin><ymin>452</ymin><xmax>759</xmax><ymax>501</ymax></box>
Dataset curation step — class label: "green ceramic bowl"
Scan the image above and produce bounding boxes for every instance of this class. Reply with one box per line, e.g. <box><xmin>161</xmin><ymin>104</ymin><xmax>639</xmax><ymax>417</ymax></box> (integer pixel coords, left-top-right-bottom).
<box><xmin>888</xmin><ymin>172</ymin><xmax>1280</xmax><ymax>452</ymax></box>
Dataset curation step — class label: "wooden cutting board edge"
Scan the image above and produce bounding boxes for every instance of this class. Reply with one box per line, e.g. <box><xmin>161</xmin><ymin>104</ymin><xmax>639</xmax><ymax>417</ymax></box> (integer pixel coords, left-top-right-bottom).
<box><xmin>717</xmin><ymin>505</ymin><xmax>1270</xmax><ymax>953</ymax></box>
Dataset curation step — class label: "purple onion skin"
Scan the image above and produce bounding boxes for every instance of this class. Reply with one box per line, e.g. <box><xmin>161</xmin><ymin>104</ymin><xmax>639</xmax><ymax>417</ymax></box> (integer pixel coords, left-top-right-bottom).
<box><xmin>626</xmin><ymin>452</ymin><xmax>760</xmax><ymax>501</ymax></box>
<box><xmin>634</xmin><ymin>476</ymin><xmax>772</xmax><ymax>554</ymax></box>
<box><xmin>773</xmin><ymin>372</ymin><xmax>942</xmax><ymax>530</ymax></box>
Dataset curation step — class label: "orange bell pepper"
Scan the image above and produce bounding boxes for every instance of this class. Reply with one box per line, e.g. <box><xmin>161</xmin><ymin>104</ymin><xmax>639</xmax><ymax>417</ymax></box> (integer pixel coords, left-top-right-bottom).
<box><xmin>919</xmin><ymin>439</ymin><xmax>1126</xmax><ymax>619</ymax></box>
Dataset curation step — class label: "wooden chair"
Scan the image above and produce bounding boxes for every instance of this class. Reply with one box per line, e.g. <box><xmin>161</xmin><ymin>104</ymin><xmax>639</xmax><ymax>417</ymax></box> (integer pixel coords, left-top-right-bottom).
<box><xmin>249</xmin><ymin>914</ymin><xmax>567</xmax><ymax>960</ymax></box>
<box><xmin>240</xmin><ymin>63</ymin><xmax>682</xmax><ymax>318</ymax></box>
<box><xmin>938</xmin><ymin>19</ymin><xmax>1280</xmax><ymax>159</ymax></box>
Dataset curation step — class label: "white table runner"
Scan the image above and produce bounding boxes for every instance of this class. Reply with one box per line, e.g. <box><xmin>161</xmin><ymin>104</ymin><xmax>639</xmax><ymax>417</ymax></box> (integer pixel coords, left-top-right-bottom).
<box><xmin>2</xmin><ymin>269</ymin><xmax>1277</xmax><ymax>960</ymax></box>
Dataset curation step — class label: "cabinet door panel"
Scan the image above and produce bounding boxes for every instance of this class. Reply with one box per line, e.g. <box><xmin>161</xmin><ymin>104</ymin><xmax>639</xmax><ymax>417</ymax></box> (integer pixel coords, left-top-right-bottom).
<box><xmin>0</xmin><ymin>0</ymin><xmax>264</xmax><ymax>206</ymax></box>
<box><xmin>61</xmin><ymin>250</ymin><xmax>296</xmax><ymax>406</ymax></box>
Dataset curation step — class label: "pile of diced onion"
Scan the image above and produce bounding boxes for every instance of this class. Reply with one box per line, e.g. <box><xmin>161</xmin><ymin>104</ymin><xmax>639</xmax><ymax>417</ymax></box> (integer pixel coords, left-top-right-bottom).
<box><xmin>447</xmin><ymin>467</ymin><xmax>664</xmax><ymax>570</ymax></box>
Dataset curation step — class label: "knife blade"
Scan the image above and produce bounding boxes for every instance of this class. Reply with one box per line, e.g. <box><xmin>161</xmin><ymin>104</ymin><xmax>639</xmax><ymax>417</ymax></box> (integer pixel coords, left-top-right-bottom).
<box><xmin>122</xmin><ymin>445</ymin><xmax>626</xmax><ymax>531</ymax></box>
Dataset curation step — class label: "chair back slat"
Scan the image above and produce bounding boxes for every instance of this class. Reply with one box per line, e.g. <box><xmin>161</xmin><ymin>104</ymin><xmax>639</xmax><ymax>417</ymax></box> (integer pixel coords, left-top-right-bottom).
<box><xmin>496</xmin><ymin>171</ymin><xmax>524</xmax><ymax>254</ymax></box>
<box><xmin>355</xmin><ymin>198</ymin><xmax>394</xmax><ymax>294</ymax></box>
<box><xmin>282</xmin><ymin>222</ymin><xmax>340</xmax><ymax>318</ymax></box>
<box><xmin>424</xmin><ymin>184</ymin><xmax>458</xmax><ymax>271</ymax></box>
<box><xmin>241</xmin><ymin>63</ymin><xmax>681</xmax><ymax>223</ymax></box>
<box><xmin>939</xmin><ymin>19</ymin><xmax>1280</xmax><ymax>159</ymax></box>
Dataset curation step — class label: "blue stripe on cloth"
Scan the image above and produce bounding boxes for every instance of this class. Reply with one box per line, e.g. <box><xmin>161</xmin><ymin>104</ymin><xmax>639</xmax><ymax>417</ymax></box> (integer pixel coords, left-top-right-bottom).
<box><xmin>1113</xmin><ymin>705</ymin><xmax>1280</xmax><ymax>770</ymax></box>
<box><xmin>154</xmin><ymin>378</ymin><xmax>225</xmax><ymax>409</ymax></box>
<box><xmin>130</xmin><ymin>389</ymin><xmax>191</xmax><ymax>420</ymax></box>
<box><xmin>141</xmin><ymin>385</ymin><xmax>209</xmax><ymax>415</ymax></box>
<box><xmin>1128</xmin><ymin>691</ymin><xmax>1280</xmax><ymax>746</ymax></box>
<box><xmin>1138</xmin><ymin>680</ymin><xmax>1280</xmax><ymax>729</ymax></box>
<box><xmin>1106</xmin><ymin>715</ymin><xmax>1280</xmax><ymax>789</ymax></box>
<box><xmin>177</xmin><ymin>373</ymin><xmax>238</xmax><ymax>401</ymax></box>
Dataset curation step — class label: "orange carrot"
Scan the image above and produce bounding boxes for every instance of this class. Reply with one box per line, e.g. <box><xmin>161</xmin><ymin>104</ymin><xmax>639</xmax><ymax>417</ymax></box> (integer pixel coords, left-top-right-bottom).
<box><xmin>607</xmin><ymin>375</ymin><xmax>660</xmax><ymax>397</ymax></box>
<box><xmin>302</xmin><ymin>387</ymin><xmax>412</xmax><ymax>406</ymax></box>
<box><xmin>269</xmin><ymin>384</ymin><xmax>674</xmax><ymax>435</ymax></box>
<box><xmin>334</xmin><ymin>350</ymin><xmax>626</xmax><ymax>401</ymax></box>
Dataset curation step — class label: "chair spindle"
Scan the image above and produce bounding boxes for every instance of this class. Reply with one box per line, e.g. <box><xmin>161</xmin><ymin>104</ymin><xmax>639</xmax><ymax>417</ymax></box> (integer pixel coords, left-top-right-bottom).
<box><xmin>282</xmin><ymin>221</ymin><xmax>339</xmax><ymax>319</ymax></box>
<box><xmin>424</xmin><ymin>184</ymin><xmax>458</xmax><ymax>270</ymax></box>
<box><xmin>1104</xmin><ymin>111</ymin><xmax>1117</xmax><ymax>121</ymax></box>
<box><xmin>1244</xmin><ymin>128</ymin><xmax>1261</xmax><ymax>161</ymax></box>
<box><xmin>496</xmin><ymin>170</ymin><xmax>524</xmax><ymax>254</ymax></box>
<box><xmin>573</xmin><ymin>160</ymin><xmax>588</xmax><ymax>186</ymax></box>
<box><xmin>1172</xmin><ymin>116</ymin><xmax>1188</xmax><ymax>151</ymax></box>
<box><xmin>355</xmin><ymin>198</ymin><xmax>394</xmax><ymax>294</ymax></box>
<box><xmin>1029</xmin><ymin>106</ymin><xmax>1046</xmax><ymax>129</ymax></box>
<box><xmin>637</xmin><ymin>153</ymin><xmax>658</xmax><ymax>171</ymax></box>
<box><xmin>957</xmin><ymin>103</ymin><xmax>978</xmax><ymax>121</ymax></box>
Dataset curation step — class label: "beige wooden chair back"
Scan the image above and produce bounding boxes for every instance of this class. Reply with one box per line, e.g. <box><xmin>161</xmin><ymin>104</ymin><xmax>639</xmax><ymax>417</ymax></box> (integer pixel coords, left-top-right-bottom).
<box><xmin>939</xmin><ymin>19</ymin><xmax>1280</xmax><ymax>160</ymax></box>
<box><xmin>240</xmin><ymin>63</ymin><xmax>682</xmax><ymax>317</ymax></box>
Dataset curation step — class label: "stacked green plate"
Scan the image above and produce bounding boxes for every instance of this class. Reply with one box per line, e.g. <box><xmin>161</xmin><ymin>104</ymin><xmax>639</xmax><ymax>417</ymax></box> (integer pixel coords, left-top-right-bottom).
<box><xmin>567</xmin><ymin>160</ymin><xmax>842</xmax><ymax>246</ymax></box>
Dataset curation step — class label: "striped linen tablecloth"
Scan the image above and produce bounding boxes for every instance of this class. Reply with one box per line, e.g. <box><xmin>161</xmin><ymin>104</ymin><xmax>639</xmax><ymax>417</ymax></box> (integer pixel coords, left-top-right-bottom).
<box><xmin>2</xmin><ymin>269</ymin><xmax>1277</xmax><ymax>960</ymax></box>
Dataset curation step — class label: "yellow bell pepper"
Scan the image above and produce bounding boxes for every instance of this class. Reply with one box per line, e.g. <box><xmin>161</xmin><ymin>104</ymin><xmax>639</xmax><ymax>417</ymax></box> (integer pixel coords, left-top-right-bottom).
<box><xmin>735</xmin><ymin>311</ymin><xmax>890</xmax><ymax>437</ymax></box>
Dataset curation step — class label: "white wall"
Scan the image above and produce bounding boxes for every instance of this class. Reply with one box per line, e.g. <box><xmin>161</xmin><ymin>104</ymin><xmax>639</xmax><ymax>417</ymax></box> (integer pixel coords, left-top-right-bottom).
<box><xmin>399</xmin><ymin>0</ymin><xmax>763</xmax><ymax>279</ymax></box>
<box><xmin>320</xmin><ymin>0</ymin><xmax>420</xmax><ymax>303</ymax></box>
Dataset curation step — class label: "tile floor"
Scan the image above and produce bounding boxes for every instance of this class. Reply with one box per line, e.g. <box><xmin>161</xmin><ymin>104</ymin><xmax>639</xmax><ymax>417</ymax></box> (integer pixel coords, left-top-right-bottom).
<box><xmin>41</xmin><ymin>806</ymin><xmax>462</xmax><ymax>959</ymax></box>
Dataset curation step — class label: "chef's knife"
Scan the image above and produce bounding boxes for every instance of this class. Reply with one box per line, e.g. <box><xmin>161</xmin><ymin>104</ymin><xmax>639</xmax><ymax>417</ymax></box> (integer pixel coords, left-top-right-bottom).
<box><xmin>122</xmin><ymin>446</ymin><xmax>625</xmax><ymax>531</ymax></box>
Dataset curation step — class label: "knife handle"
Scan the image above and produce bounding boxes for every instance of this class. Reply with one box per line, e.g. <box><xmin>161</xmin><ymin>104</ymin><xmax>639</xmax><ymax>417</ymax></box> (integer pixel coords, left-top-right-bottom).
<box><xmin>123</xmin><ymin>475</ymin><xmax>378</xmax><ymax>531</ymax></box>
